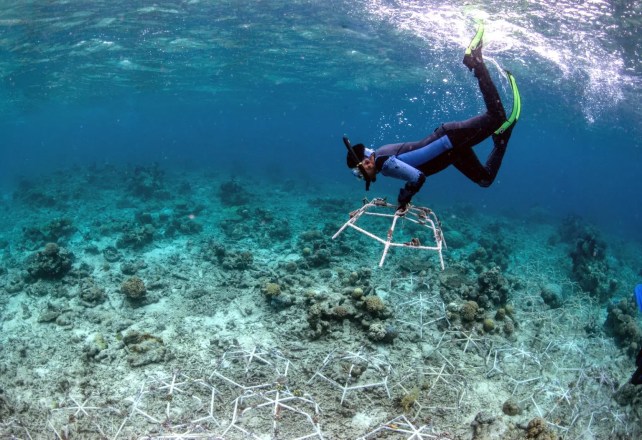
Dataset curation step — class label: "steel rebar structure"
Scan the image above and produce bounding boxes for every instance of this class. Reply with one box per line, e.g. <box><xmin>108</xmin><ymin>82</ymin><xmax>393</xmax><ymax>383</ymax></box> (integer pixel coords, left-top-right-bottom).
<box><xmin>332</xmin><ymin>198</ymin><xmax>446</xmax><ymax>269</ymax></box>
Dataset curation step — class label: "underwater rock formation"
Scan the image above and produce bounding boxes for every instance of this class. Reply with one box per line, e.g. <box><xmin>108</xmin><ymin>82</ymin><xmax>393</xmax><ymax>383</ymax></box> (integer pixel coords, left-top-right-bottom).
<box><xmin>219</xmin><ymin>207</ymin><xmax>290</xmax><ymax>245</ymax></box>
<box><xmin>461</xmin><ymin>300</ymin><xmax>479</xmax><ymax>323</ymax></box>
<box><xmin>13</xmin><ymin>178</ymin><xmax>58</xmax><ymax>208</ymax></box>
<box><xmin>102</xmin><ymin>245</ymin><xmax>122</xmax><ymax>262</ymax></box>
<box><xmin>122</xmin><ymin>330</ymin><xmax>169</xmax><ymax>367</ymax></box>
<box><xmin>201</xmin><ymin>238</ymin><xmax>253</xmax><ymax>270</ymax></box>
<box><xmin>470</xmin><ymin>233</ymin><xmax>511</xmax><ymax>271</ymax></box>
<box><xmin>570</xmin><ymin>231</ymin><xmax>617</xmax><ymax>302</ymax></box>
<box><xmin>219</xmin><ymin>179</ymin><xmax>251</xmax><ymax>206</ymax></box>
<box><xmin>303</xmin><ymin>267</ymin><xmax>397</xmax><ymax>343</ymax></box>
<box><xmin>368</xmin><ymin>321</ymin><xmax>398</xmax><ymax>342</ymax></box>
<box><xmin>22</xmin><ymin>218</ymin><xmax>75</xmax><ymax>250</ymax></box>
<box><xmin>476</xmin><ymin>266</ymin><xmax>511</xmax><ymax>307</ymax></box>
<box><xmin>25</xmin><ymin>243</ymin><xmax>73</xmax><ymax>280</ymax></box>
<box><xmin>540</xmin><ymin>283</ymin><xmax>563</xmax><ymax>308</ymax></box>
<box><xmin>201</xmin><ymin>239</ymin><xmax>227</xmax><ymax>263</ymax></box>
<box><xmin>117</xmin><ymin>222</ymin><xmax>155</xmax><ymax>249</ymax></box>
<box><xmin>129</xmin><ymin>164</ymin><xmax>166</xmax><ymax>199</ymax></box>
<box><xmin>559</xmin><ymin>216</ymin><xmax>617</xmax><ymax>302</ymax></box>
<box><xmin>162</xmin><ymin>202</ymin><xmax>205</xmax><ymax>236</ymax></box>
<box><xmin>502</xmin><ymin>398</ymin><xmax>522</xmax><ymax>416</ymax></box>
<box><xmin>78</xmin><ymin>279</ymin><xmax>107</xmax><ymax>307</ymax></box>
<box><xmin>604</xmin><ymin>298</ymin><xmax>642</xmax><ymax>355</ymax></box>
<box><xmin>223</xmin><ymin>250</ymin><xmax>254</xmax><ymax>270</ymax></box>
<box><xmin>525</xmin><ymin>417</ymin><xmax>558</xmax><ymax>439</ymax></box>
<box><xmin>298</xmin><ymin>229</ymin><xmax>334</xmax><ymax>268</ymax></box>
<box><xmin>121</xmin><ymin>276</ymin><xmax>147</xmax><ymax>300</ymax></box>
<box><xmin>166</xmin><ymin>215</ymin><xmax>203</xmax><ymax>236</ymax></box>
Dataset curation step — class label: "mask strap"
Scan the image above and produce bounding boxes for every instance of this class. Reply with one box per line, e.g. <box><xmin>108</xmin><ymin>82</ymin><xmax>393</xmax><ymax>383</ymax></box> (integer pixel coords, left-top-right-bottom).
<box><xmin>343</xmin><ymin>135</ymin><xmax>372</xmax><ymax>191</ymax></box>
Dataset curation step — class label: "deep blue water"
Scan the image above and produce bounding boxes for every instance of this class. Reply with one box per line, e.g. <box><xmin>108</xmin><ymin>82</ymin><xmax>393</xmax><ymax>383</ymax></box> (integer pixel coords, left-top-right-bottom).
<box><xmin>1</xmin><ymin>0</ymin><xmax>641</xmax><ymax>239</ymax></box>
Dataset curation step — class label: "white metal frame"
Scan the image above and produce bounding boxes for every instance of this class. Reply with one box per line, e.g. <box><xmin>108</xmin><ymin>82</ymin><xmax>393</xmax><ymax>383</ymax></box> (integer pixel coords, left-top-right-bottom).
<box><xmin>332</xmin><ymin>198</ymin><xmax>446</xmax><ymax>269</ymax></box>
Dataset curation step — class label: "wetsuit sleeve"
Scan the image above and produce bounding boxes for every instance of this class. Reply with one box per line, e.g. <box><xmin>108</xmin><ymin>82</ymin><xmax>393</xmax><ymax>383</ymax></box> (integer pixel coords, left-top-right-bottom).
<box><xmin>380</xmin><ymin>156</ymin><xmax>426</xmax><ymax>207</ymax></box>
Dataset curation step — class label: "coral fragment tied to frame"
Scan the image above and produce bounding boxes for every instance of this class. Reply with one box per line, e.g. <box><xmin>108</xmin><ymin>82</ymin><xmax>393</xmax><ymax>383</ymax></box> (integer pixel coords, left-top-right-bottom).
<box><xmin>332</xmin><ymin>198</ymin><xmax>446</xmax><ymax>268</ymax></box>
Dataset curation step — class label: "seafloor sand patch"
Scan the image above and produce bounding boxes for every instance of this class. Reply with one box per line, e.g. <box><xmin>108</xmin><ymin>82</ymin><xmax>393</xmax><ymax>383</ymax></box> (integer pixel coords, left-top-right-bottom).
<box><xmin>0</xmin><ymin>164</ymin><xmax>641</xmax><ymax>439</ymax></box>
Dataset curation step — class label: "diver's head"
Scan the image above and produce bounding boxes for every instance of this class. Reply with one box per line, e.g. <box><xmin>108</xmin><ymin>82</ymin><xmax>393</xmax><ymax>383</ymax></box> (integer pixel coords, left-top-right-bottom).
<box><xmin>346</xmin><ymin>143</ymin><xmax>365</xmax><ymax>168</ymax></box>
<box><xmin>343</xmin><ymin>136</ymin><xmax>376</xmax><ymax>190</ymax></box>
<box><xmin>353</xmin><ymin>152</ymin><xmax>377</xmax><ymax>183</ymax></box>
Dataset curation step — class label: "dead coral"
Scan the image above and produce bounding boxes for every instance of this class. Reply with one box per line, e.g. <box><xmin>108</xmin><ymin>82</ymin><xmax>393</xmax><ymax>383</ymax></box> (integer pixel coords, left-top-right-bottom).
<box><xmin>117</xmin><ymin>222</ymin><xmax>155</xmax><ymax>249</ymax></box>
<box><xmin>262</xmin><ymin>282</ymin><xmax>281</xmax><ymax>297</ymax></box>
<box><xmin>476</xmin><ymin>266</ymin><xmax>510</xmax><ymax>307</ymax></box>
<box><xmin>25</xmin><ymin>242</ymin><xmax>73</xmax><ymax>280</ymax></box>
<box><xmin>525</xmin><ymin>417</ymin><xmax>558</xmax><ymax>439</ymax></box>
<box><xmin>122</xmin><ymin>330</ymin><xmax>169</xmax><ymax>367</ymax></box>
<box><xmin>129</xmin><ymin>164</ymin><xmax>166</xmax><ymax>199</ymax></box>
<box><xmin>570</xmin><ymin>231</ymin><xmax>617</xmax><ymax>302</ymax></box>
<box><xmin>604</xmin><ymin>298</ymin><xmax>642</xmax><ymax>356</ymax></box>
<box><xmin>218</xmin><ymin>179</ymin><xmax>251</xmax><ymax>206</ymax></box>
<box><xmin>121</xmin><ymin>276</ymin><xmax>146</xmax><ymax>300</ymax></box>
<box><xmin>363</xmin><ymin>295</ymin><xmax>386</xmax><ymax>315</ymax></box>
<box><xmin>461</xmin><ymin>300</ymin><xmax>479</xmax><ymax>322</ymax></box>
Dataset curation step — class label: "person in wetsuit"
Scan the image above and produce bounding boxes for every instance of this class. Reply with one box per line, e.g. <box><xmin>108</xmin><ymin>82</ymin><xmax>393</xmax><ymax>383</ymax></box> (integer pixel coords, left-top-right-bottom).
<box><xmin>345</xmin><ymin>23</ymin><xmax>520</xmax><ymax>213</ymax></box>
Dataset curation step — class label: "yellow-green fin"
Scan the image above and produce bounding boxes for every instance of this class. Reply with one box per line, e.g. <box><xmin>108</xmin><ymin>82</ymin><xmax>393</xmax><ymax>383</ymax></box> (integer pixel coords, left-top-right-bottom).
<box><xmin>465</xmin><ymin>21</ymin><xmax>485</xmax><ymax>56</ymax></box>
<box><xmin>495</xmin><ymin>71</ymin><xmax>521</xmax><ymax>135</ymax></box>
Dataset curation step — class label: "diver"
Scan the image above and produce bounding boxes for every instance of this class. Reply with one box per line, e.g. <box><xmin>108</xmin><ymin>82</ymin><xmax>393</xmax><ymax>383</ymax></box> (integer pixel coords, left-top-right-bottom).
<box><xmin>344</xmin><ymin>22</ymin><xmax>521</xmax><ymax>213</ymax></box>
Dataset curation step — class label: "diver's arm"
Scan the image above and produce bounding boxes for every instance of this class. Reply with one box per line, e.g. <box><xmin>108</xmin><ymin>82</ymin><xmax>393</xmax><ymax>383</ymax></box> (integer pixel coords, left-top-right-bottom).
<box><xmin>380</xmin><ymin>156</ymin><xmax>426</xmax><ymax>208</ymax></box>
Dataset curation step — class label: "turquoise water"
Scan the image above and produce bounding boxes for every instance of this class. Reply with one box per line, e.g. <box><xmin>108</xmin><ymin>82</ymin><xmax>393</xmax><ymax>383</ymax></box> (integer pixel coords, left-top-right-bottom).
<box><xmin>2</xmin><ymin>0</ymin><xmax>641</xmax><ymax>236</ymax></box>
<box><xmin>1</xmin><ymin>1</ymin><xmax>642</xmax><ymax>438</ymax></box>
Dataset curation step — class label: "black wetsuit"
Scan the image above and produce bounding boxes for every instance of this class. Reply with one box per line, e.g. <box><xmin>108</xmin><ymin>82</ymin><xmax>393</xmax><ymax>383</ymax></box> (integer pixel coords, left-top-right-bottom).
<box><xmin>372</xmin><ymin>60</ymin><xmax>515</xmax><ymax>207</ymax></box>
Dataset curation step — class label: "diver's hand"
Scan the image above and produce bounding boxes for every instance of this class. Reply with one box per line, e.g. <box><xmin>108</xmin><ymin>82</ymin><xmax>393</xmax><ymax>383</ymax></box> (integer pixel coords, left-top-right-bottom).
<box><xmin>395</xmin><ymin>204</ymin><xmax>408</xmax><ymax>216</ymax></box>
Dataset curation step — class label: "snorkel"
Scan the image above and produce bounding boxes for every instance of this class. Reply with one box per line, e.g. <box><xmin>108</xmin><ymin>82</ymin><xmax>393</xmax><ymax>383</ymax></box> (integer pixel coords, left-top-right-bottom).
<box><xmin>343</xmin><ymin>135</ymin><xmax>373</xmax><ymax>191</ymax></box>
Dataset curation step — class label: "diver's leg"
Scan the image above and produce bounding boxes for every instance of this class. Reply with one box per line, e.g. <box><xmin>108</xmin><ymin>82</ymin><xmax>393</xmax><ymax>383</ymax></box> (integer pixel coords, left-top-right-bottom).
<box><xmin>483</xmin><ymin>123</ymin><xmax>515</xmax><ymax>185</ymax></box>
<box><xmin>463</xmin><ymin>22</ymin><xmax>506</xmax><ymax>121</ymax></box>
<box><xmin>442</xmin><ymin>68</ymin><xmax>506</xmax><ymax>149</ymax></box>
<box><xmin>452</xmin><ymin>149</ymin><xmax>487</xmax><ymax>184</ymax></box>
<box><xmin>443</xmin><ymin>114</ymin><xmax>496</xmax><ymax>151</ymax></box>
<box><xmin>463</xmin><ymin>22</ymin><xmax>485</xmax><ymax>70</ymax></box>
<box><xmin>453</xmin><ymin>123</ymin><xmax>515</xmax><ymax>187</ymax></box>
<box><xmin>445</xmin><ymin>25</ymin><xmax>509</xmax><ymax>150</ymax></box>
<box><xmin>472</xmin><ymin>62</ymin><xmax>506</xmax><ymax>122</ymax></box>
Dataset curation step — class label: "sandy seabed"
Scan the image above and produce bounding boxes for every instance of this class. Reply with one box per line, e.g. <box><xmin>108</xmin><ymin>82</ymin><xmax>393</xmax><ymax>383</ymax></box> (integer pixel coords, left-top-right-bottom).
<box><xmin>0</xmin><ymin>164</ymin><xmax>641</xmax><ymax>440</ymax></box>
